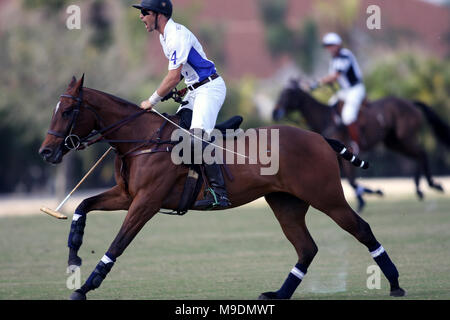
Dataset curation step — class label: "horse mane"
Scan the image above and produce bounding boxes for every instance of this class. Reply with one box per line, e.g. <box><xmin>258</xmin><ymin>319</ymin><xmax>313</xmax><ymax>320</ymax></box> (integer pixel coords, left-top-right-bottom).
<box><xmin>84</xmin><ymin>87</ymin><xmax>182</xmax><ymax>125</ymax></box>
<box><xmin>288</xmin><ymin>86</ymin><xmax>336</xmax><ymax>134</ymax></box>
<box><xmin>300</xmin><ymin>89</ymin><xmax>331</xmax><ymax>111</ymax></box>
<box><xmin>86</xmin><ymin>87</ymin><xmax>141</xmax><ymax>110</ymax></box>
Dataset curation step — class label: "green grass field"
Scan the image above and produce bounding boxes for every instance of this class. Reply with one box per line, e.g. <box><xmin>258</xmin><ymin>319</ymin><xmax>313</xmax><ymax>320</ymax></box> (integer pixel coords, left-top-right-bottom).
<box><xmin>0</xmin><ymin>196</ymin><xmax>449</xmax><ymax>300</ymax></box>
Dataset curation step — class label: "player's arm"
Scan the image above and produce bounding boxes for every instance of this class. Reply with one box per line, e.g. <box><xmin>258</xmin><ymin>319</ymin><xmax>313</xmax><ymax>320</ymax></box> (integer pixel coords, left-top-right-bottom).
<box><xmin>319</xmin><ymin>71</ymin><xmax>340</xmax><ymax>85</ymax></box>
<box><xmin>140</xmin><ymin>65</ymin><xmax>182</xmax><ymax>110</ymax></box>
<box><xmin>156</xmin><ymin>65</ymin><xmax>183</xmax><ymax>97</ymax></box>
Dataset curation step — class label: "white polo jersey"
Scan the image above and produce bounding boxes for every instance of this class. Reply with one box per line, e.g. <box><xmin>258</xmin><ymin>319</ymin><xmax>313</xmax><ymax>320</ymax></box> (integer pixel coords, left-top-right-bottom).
<box><xmin>329</xmin><ymin>48</ymin><xmax>363</xmax><ymax>89</ymax></box>
<box><xmin>160</xmin><ymin>19</ymin><xmax>217</xmax><ymax>86</ymax></box>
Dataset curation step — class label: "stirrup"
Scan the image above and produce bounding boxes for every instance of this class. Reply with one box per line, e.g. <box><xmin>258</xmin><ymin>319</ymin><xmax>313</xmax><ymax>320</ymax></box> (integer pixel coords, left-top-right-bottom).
<box><xmin>206</xmin><ymin>187</ymin><xmax>230</xmax><ymax>208</ymax></box>
<box><xmin>207</xmin><ymin>187</ymin><xmax>219</xmax><ymax>206</ymax></box>
<box><xmin>208</xmin><ymin>188</ymin><xmax>231</xmax><ymax>208</ymax></box>
<box><xmin>196</xmin><ymin>187</ymin><xmax>230</xmax><ymax>210</ymax></box>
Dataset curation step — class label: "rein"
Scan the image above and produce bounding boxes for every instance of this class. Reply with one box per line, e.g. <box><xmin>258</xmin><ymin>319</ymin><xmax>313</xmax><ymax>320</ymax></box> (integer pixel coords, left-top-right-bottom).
<box><xmin>48</xmin><ymin>87</ymin><xmax>248</xmax><ymax>161</ymax></box>
<box><xmin>47</xmin><ymin>88</ymin><xmax>177</xmax><ymax>157</ymax></box>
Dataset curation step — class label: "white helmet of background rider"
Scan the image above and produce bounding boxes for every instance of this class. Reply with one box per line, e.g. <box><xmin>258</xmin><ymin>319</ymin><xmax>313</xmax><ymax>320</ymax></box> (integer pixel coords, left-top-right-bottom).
<box><xmin>322</xmin><ymin>32</ymin><xmax>342</xmax><ymax>46</ymax></box>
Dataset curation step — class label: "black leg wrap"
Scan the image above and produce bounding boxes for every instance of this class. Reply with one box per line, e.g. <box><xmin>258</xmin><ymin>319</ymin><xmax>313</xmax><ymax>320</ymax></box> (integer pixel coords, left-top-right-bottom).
<box><xmin>370</xmin><ymin>243</ymin><xmax>400</xmax><ymax>290</ymax></box>
<box><xmin>374</xmin><ymin>251</ymin><xmax>400</xmax><ymax>289</ymax></box>
<box><xmin>83</xmin><ymin>260</ymin><xmax>114</xmax><ymax>292</ymax></box>
<box><xmin>67</xmin><ymin>215</ymin><xmax>86</xmax><ymax>251</ymax></box>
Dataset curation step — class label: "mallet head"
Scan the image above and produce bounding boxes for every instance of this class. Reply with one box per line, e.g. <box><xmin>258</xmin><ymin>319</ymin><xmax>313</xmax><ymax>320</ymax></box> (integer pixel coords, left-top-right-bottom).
<box><xmin>40</xmin><ymin>207</ymin><xmax>68</xmax><ymax>219</ymax></box>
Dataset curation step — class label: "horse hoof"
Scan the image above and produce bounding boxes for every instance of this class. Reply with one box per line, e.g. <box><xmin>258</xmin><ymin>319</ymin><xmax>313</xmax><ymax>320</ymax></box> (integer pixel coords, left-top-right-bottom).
<box><xmin>376</xmin><ymin>190</ymin><xmax>384</xmax><ymax>196</ymax></box>
<box><xmin>390</xmin><ymin>288</ymin><xmax>406</xmax><ymax>297</ymax></box>
<box><xmin>69</xmin><ymin>290</ymin><xmax>87</xmax><ymax>300</ymax></box>
<box><xmin>417</xmin><ymin>190</ymin><xmax>424</xmax><ymax>200</ymax></box>
<box><xmin>432</xmin><ymin>184</ymin><xmax>444</xmax><ymax>192</ymax></box>
<box><xmin>258</xmin><ymin>292</ymin><xmax>279</xmax><ymax>300</ymax></box>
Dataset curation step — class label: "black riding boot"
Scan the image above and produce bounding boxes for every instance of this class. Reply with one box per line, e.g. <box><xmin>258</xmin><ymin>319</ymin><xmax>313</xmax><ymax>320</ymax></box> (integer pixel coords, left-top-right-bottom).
<box><xmin>195</xmin><ymin>162</ymin><xmax>231</xmax><ymax>210</ymax></box>
<box><xmin>189</xmin><ymin>128</ymin><xmax>231</xmax><ymax>210</ymax></box>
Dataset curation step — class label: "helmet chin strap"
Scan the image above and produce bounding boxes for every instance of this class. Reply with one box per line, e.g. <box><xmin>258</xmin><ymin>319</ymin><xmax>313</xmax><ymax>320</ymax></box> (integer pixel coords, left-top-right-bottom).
<box><xmin>154</xmin><ymin>13</ymin><xmax>159</xmax><ymax>32</ymax></box>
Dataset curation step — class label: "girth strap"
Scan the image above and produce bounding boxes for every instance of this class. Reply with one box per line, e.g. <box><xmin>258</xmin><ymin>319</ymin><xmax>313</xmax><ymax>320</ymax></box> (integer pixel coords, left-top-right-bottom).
<box><xmin>121</xmin><ymin>146</ymin><xmax>173</xmax><ymax>159</ymax></box>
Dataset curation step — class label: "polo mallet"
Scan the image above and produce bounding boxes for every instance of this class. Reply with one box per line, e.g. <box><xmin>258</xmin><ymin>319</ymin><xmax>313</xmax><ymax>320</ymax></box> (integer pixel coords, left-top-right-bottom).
<box><xmin>40</xmin><ymin>146</ymin><xmax>113</xmax><ymax>220</ymax></box>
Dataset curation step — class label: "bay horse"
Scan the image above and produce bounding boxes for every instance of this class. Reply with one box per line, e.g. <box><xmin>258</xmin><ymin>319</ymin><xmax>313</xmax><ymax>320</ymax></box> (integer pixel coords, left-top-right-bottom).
<box><xmin>273</xmin><ymin>79</ymin><xmax>448</xmax><ymax>205</ymax></box>
<box><xmin>39</xmin><ymin>75</ymin><xmax>405</xmax><ymax>299</ymax></box>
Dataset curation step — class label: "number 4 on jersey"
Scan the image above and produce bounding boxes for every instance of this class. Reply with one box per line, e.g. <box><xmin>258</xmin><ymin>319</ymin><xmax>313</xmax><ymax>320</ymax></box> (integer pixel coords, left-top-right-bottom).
<box><xmin>170</xmin><ymin>51</ymin><xmax>177</xmax><ymax>65</ymax></box>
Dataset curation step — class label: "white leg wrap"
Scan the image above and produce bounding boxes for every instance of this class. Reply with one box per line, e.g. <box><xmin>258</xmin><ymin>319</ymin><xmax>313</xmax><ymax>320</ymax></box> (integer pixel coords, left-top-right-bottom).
<box><xmin>290</xmin><ymin>267</ymin><xmax>305</xmax><ymax>280</ymax></box>
<box><xmin>101</xmin><ymin>255</ymin><xmax>114</xmax><ymax>264</ymax></box>
<box><xmin>370</xmin><ymin>245</ymin><xmax>385</xmax><ymax>258</ymax></box>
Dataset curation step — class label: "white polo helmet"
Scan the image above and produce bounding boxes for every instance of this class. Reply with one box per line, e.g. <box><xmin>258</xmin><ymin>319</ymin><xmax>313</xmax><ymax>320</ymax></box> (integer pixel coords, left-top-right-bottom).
<box><xmin>322</xmin><ymin>32</ymin><xmax>342</xmax><ymax>46</ymax></box>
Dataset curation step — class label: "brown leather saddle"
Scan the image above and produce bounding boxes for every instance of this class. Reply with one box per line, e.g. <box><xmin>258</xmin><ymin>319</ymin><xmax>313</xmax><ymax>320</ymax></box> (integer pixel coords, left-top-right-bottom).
<box><xmin>161</xmin><ymin>109</ymin><xmax>243</xmax><ymax>216</ymax></box>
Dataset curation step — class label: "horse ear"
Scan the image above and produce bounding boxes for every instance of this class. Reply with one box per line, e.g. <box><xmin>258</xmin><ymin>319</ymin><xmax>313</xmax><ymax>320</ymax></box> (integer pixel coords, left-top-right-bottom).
<box><xmin>68</xmin><ymin>76</ymin><xmax>77</xmax><ymax>88</ymax></box>
<box><xmin>79</xmin><ymin>73</ymin><xmax>85</xmax><ymax>88</ymax></box>
<box><xmin>288</xmin><ymin>78</ymin><xmax>299</xmax><ymax>89</ymax></box>
<box><xmin>73</xmin><ymin>73</ymin><xmax>85</xmax><ymax>93</ymax></box>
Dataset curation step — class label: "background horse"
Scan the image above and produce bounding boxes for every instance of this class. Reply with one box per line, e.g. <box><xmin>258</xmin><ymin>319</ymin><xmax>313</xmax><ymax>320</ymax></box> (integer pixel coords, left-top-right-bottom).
<box><xmin>39</xmin><ymin>75</ymin><xmax>405</xmax><ymax>299</ymax></box>
<box><xmin>273</xmin><ymin>79</ymin><xmax>449</xmax><ymax>205</ymax></box>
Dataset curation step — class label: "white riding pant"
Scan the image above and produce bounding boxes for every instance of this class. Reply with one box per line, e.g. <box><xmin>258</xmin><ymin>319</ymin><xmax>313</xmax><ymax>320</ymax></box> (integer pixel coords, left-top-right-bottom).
<box><xmin>176</xmin><ymin>76</ymin><xmax>226</xmax><ymax>135</ymax></box>
<box><xmin>328</xmin><ymin>83</ymin><xmax>365</xmax><ymax>125</ymax></box>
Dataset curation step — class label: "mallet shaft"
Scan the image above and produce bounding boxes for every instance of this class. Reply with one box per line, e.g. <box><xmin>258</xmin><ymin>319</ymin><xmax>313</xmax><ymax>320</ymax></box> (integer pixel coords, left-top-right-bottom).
<box><xmin>41</xmin><ymin>146</ymin><xmax>113</xmax><ymax>219</ymax></box>
<box><xmin>63</xmin><ymin>146</ymin><xmax>113</xmax><ymax>200</ymax></box>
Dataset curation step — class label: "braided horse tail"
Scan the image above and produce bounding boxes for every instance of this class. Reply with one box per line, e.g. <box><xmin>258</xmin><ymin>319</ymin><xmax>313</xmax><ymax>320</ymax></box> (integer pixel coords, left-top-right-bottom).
<box><xmin>325</xmin><ymin>137</ymin><xmax>369</xmax><ymax>169</ymax></box>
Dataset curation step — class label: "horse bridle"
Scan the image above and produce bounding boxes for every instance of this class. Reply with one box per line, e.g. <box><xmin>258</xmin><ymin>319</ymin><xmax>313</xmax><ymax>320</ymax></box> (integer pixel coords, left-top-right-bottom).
<box><xmin>47</xmin><ymin>89</ymin><xmax>84</xmax><ymax>150</ymax></box>
<box><xmin>47</xmin><ymin>88</ymin><xmax>174</xmax><ymax>155</ymax></box>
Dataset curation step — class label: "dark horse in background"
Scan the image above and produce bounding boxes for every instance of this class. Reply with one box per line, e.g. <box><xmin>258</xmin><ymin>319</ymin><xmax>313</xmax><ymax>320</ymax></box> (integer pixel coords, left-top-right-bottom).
<box><xmin>273</xmin><ymin>79</ymin><xmax>449</xmax><ymax>210</ymax></box>
<box><xmin>39</xmin><ymin>75</ymin><xmax>405</xmax><ymax>299</ymax></box>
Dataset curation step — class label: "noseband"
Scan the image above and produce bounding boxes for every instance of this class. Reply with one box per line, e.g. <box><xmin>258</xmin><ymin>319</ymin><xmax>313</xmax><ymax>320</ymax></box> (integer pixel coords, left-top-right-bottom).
<box><xmin>47</xmin><ymin>90</ymin><xmax>84</xmax><ymax>150</ymax></box>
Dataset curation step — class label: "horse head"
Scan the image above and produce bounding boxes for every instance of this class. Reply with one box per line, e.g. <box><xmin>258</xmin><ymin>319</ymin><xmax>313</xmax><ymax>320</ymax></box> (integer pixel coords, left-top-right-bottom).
<box><xmin>272</xmin><ymin>78</ymin><xmax>311</xmax><ymax>121</ymax></box>
<box><xmin>39</xmin><ymin>74</ymin><xmax>97</xmax><ymax>164</ymax></box>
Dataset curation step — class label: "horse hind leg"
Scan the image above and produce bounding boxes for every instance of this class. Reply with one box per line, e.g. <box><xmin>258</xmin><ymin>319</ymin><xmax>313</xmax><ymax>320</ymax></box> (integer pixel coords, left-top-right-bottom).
<box><xmin>420</xmin><ymin>150</ymin><xmax>444</xmax><ymax>193</ymax></box>
<box><xmin>67</xmin><ymin>185</ymin><xmax>131</xmax><ymax>269</ymax></box>
<box><xmin>259</xmin><ymin>192</ymin><xmax>317</xmax><ymax>300</ymax></box>
<box><xmin>384</xmin><ymin>135</ymin><xmax>425</xmax><ymax>199</ymax></box>
<box><xmin>322</xmin><ymin>203</ymin><xmax>406</xmax><ymax>297</ymax></box>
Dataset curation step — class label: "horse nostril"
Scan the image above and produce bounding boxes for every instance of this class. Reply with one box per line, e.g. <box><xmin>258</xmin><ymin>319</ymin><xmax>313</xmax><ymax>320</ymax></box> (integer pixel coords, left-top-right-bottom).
<box><xmin>39</xmin><ymin>147</ymin><xmax>53</xmax><ymax>159</ymax></box>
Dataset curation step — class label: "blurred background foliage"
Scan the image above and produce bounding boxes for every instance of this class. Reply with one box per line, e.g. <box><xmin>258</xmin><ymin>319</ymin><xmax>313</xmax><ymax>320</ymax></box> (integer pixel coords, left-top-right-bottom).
<box><xmin>0</xmin><ymin>0</ymin><xmax>449</xmax><ymax>195</ymax></box>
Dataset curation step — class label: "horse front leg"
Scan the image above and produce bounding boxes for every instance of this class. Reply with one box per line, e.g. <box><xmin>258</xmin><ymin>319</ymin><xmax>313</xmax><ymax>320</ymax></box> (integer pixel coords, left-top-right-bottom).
<box><xmin>68</xmin><ymin>185</ymin><xmax>131</xmax><ymax>269</ymax></box>
<box><xmin>340</xmin><ymin>160</ymin><xmax>366</xmax><ymax>212</ymax></box>
<box><xmin>69</xmin><ymin>192</ymin><xmax>163</xmax><ymax>300</ymax></box>
<box><xmin>341</xmin><ymin>161</ymin><xmax>383</xmax><ymax>212</ymax></box>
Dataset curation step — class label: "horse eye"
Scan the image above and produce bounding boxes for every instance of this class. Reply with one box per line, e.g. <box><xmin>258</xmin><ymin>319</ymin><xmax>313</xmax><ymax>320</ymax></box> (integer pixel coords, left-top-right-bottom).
<box><xmin>62</xmin><ymin>109</ymin><xmax>72</xmax><ymax>119</ymax></box>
